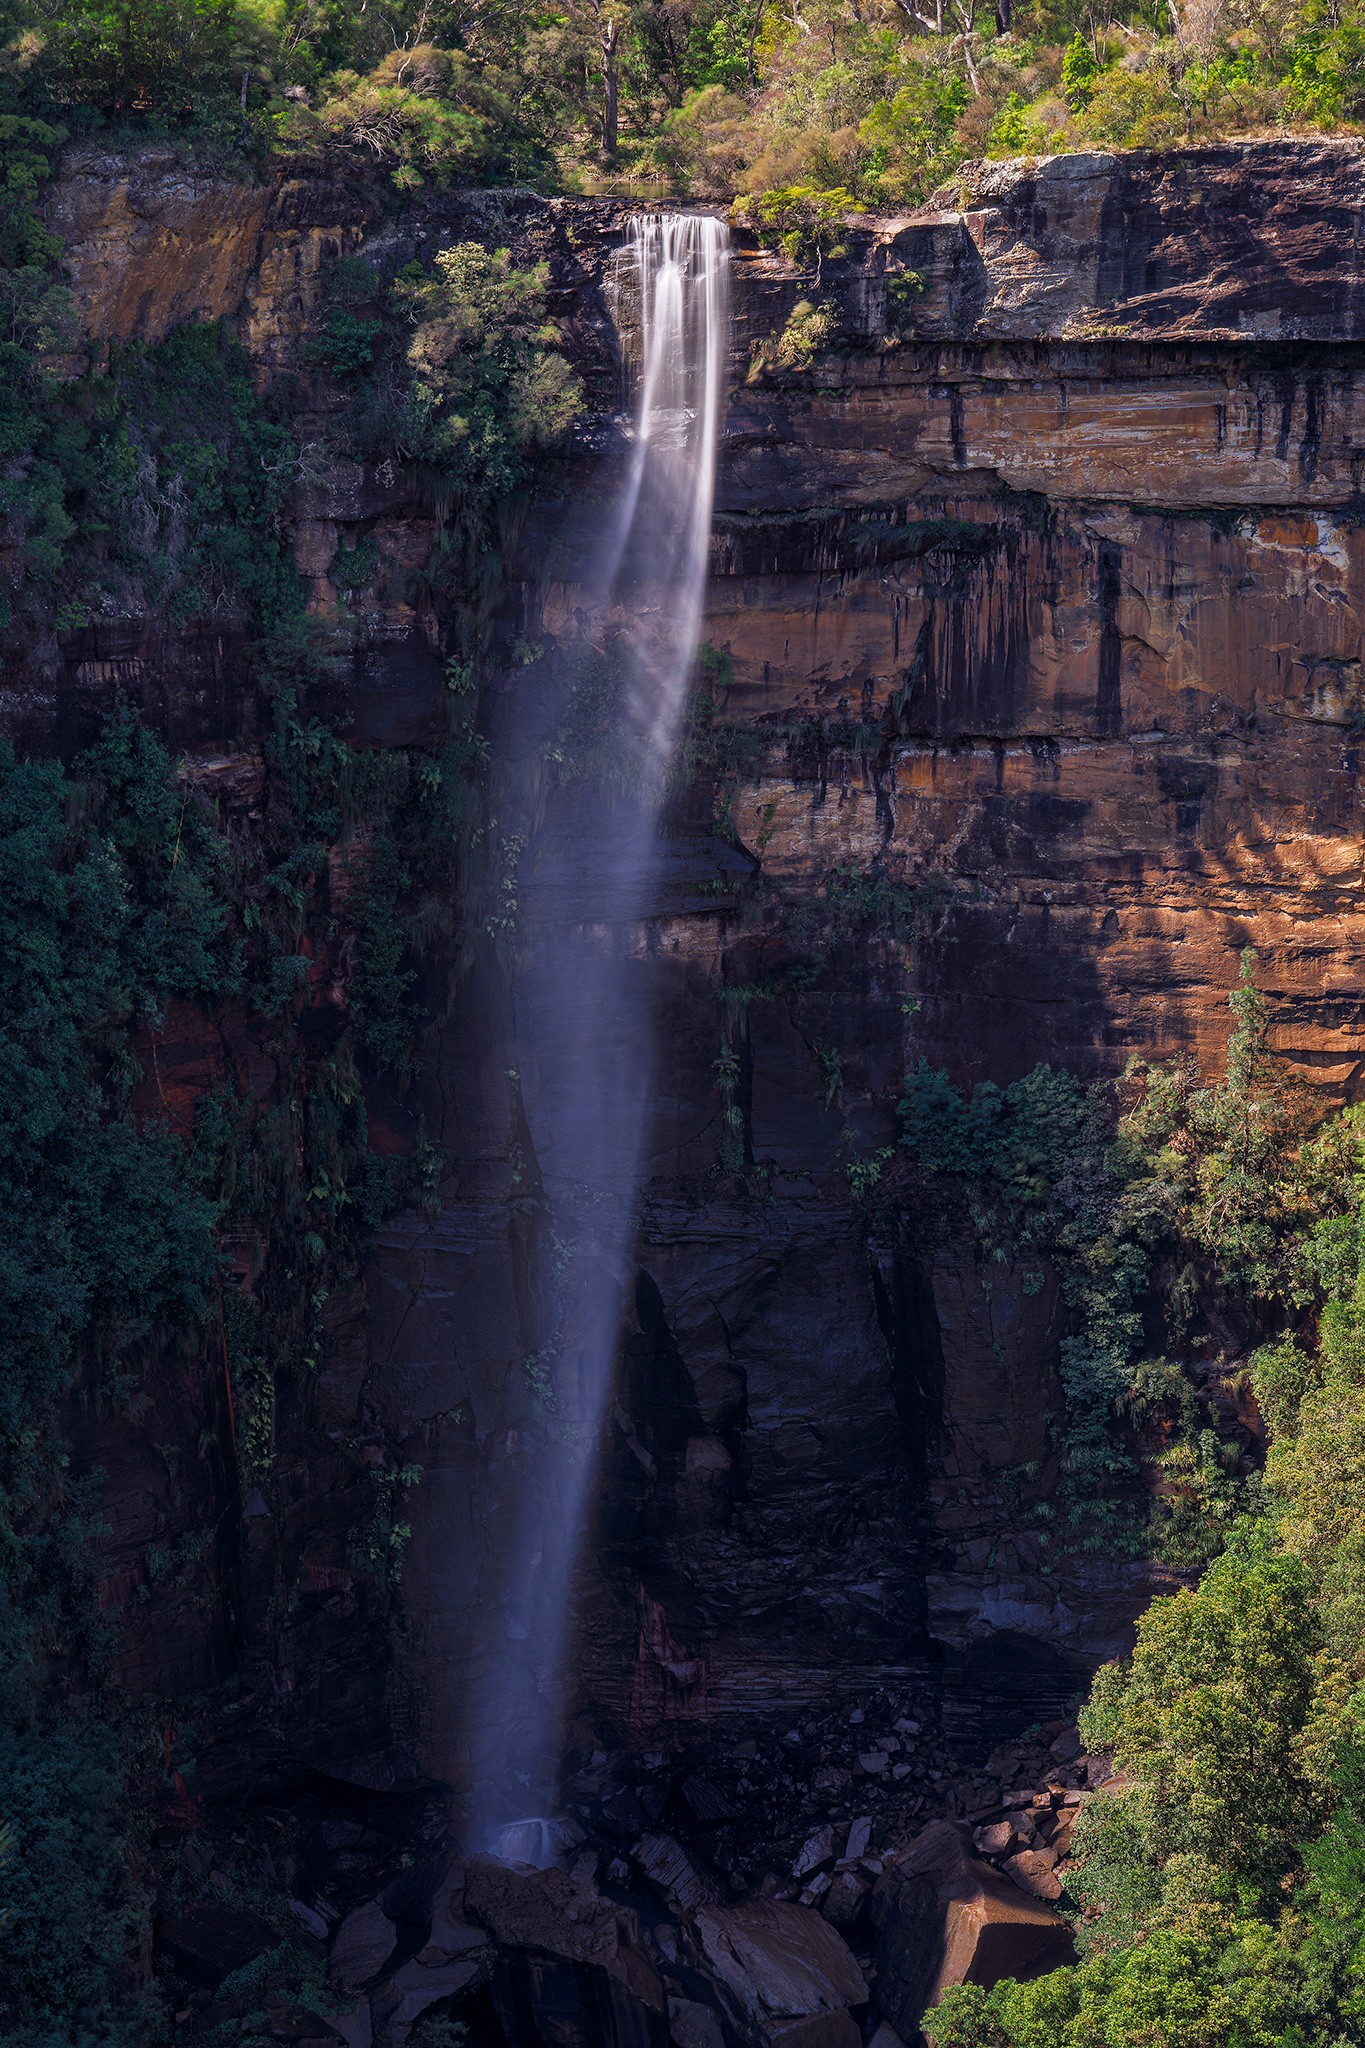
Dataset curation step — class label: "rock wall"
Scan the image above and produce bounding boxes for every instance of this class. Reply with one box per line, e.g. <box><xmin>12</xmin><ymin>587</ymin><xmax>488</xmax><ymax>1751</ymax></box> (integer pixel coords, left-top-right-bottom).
<box><xmin>26</xmin><ymin>140</ymin><xmax>1365</xmax><ymax>1816</ymax></box>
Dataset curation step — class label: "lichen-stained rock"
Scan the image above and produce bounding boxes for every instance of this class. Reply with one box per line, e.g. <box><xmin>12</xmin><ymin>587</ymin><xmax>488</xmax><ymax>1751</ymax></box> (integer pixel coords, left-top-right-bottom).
<box><xmin>462</xmin><ymin>1855</ymin><xmax>668</xmax><ymax>2048</ymax></box>
<box><xmin>692</xmin><ymin>1899</ymin><xmax>868</xmax><ymax>2048</ymax></box>
<box><xmin>42</xmin><ymin>147</ymin><xmax>275</xmax><ymax>356</ymax></box>
<box><xmin>869</xmin><ymin>1820</ymin><xmax>1075</xmax><ymax>2041</ymax></box>
<box><xmin>925</xmin><ymin>140</ymin><xmax>1365</xmax><ymax>342</ymax></box>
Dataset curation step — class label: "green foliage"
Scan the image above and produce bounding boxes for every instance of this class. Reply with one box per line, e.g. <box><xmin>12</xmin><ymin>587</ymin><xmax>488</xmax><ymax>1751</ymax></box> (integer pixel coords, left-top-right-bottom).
<box><xmin>926</xmin><ymin>1914</ymin><xmax>1306</xmax><ymax>2048</ymax></box>
<box><xmin>290</xmin><ymin>44</ymin><xmax>548</xmax><ymax>191</ymax></box>
<box><xmin>2</xmin><ymin>309</ymin><xmax>305</xmax><ymax>641</ymax></box>
<box><xmin>0</xmin><ymin>715</ymin><xmax>230</xmax><ymax>2041</ymax></box>
<box><xmin>895</xmin><ymin>954</ymin><xmax>1344</xmax><ymax>1552</ymax></box>
<box><xmin>748</xmin><ymin>296</ymin><xmax>838</xmax><ymax>378</ymax></box>
<box><xmin>0</xmin><ymin>702</ymin><xmax>462</xmax><ymax>2042</ymax></box>
<box><xmin>0</xmin><ymin>0</ymin><xmax>1359</xmax><ymax>215</ymax></box>
<box><xmin>0</xmin><ymin>1711</ymin><xmax>157</xmax><ymax>2043</ymax></box>
<box><xmin>924</xmin><ymin>976</ymin><xmax>1365</xmax><ymax>2048</ymax></box>
<box><xmin>733</xmin><ymin>184</ymin><xmax>853</xmax><ymax>267</ymax></box>
<box><xmin>1078</xmin><ymin>1525</ymin><xmax>1318</xmax><ymax>1883</ymax></box>
<box><xmin>0</xmin><ymin>715</ymin><xmax>226</xmax><ymax>1471</ymax></box>
<box><xmin>306</xmin><ymin>305</ymin><xmax>382</xmax><ymax>380</ymax></box>
<box><xmin>987</xmin><ymin>90</ymin><xmax>1063</xmax><ymax>155</ymax></box>
<box><xmin>884</xmin><ymin>264</ymin><xmax>926</xmax><ymax>333</ymax></box>
<box><xmin>346</xmin><ymin>831</ymin><xmax>420</xmax><ymax>1075</ymax></box>
<box><xmin>46</xmin><ymin>0</ymin><xmax>243</xmax><ymax>116</ymax></box>
<box><xmin>1061</xmin><ymin>31</ymin><xmax>1100</xmax><ymax>108</ymax></box>
<box><xmin>392</xmin><ymin>242</ymin><xmax>581</xmax><ymax>501</ymax></box>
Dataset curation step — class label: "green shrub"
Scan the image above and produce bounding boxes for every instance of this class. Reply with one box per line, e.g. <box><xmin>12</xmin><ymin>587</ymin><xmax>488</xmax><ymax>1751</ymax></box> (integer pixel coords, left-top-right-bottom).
<box><xmin>0</xmin><ymin>1711</ymin><xmax>156</xmax><ymax>2042</ymax></box>
<box><xmin>394</xmin><ymin>242</ymin><xmax>582</xmax><ymax>501</ymax></box>
<box><xmin>1078</xmin><ymin>1525</ymin><xmax>1319</xmax><ymax>1883</ymax></box>
<box><xmin>732</xmin><ymin>184</ymin><xmax>854</xmax><ymax>269</ymax></box>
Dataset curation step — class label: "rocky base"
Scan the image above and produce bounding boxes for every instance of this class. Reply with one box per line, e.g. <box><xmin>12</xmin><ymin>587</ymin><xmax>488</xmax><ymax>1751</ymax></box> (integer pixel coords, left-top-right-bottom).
<box><xmin>156</xmin><ymin>1702</ymin><xmax>1114</xmax><ymax>2047</ymax></box>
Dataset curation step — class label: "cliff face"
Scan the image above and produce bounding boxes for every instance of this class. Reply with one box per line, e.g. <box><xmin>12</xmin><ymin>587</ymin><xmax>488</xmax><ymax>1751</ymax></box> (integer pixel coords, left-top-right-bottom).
<box><xmin>26</xmin><ymin>141</ymin><xmax>1365</xmax><ymax>1824</ymax></box>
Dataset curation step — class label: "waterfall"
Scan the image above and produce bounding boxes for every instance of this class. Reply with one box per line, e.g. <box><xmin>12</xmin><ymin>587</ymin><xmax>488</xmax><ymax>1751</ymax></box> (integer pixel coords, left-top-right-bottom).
<box><xmin>466</xmin><ymin>213</ymin><xmax>730</xmax><ymax>1860</ymax></box>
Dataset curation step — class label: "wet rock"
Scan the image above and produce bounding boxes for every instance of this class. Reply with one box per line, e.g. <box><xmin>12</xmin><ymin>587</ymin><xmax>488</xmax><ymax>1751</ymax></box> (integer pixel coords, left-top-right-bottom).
<box><xmin>463</xmin><ymin>1854</ymin><xmax>668</xmax><ymax>2048</ymax></box>
<box><xmin>693</xmin><ymin>1899</ymin><xmax>868</xmax><ymax>2048</ymax></box>
<box><xmin>329</xmin><ymin>1899</ymin><xmax>397</xmax><ymax>1993</ymax></box>
<box><xmin>870</xmin><ymin>1821</ymin><xmax>1075</xmax><ymax>2040</ymax></box>
<box><xmin>156</xmin><ymin>1903</ymin><xmax>276</xmax><ymax>1988</ymax></box>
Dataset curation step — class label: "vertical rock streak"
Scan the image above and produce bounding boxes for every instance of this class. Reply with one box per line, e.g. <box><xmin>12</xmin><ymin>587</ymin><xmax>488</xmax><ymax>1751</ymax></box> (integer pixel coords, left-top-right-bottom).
<box><xmin>469</xmin><ymin>214</ymin><xmax>729</xmax><ymax>1858</ymax></box>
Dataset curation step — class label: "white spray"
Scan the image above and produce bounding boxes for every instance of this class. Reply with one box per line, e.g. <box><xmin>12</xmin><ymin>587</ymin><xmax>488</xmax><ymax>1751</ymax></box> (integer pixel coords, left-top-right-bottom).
<box><xmin>466</xmin><ymin>214</ymin><xmax>730</xmax><ymax>1860</ymax></box>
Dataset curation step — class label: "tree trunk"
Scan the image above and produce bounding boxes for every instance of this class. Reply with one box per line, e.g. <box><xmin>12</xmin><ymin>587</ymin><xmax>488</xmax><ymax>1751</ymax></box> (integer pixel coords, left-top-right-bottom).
<box><xmin>599</xmin><ymin>16</ymin><xmax>619</xmax><ymax>161</ymax></box>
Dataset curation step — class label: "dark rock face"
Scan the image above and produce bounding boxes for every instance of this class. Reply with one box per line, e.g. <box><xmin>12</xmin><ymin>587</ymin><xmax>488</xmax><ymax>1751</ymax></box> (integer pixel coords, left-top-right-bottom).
<box><xmin>461</xmin><ymin>1858</ymin><xmax>668</xmax><ymax>2047</ymax></box>
<box><xmin>156</xmin><ymin>1903</ymin><xmax>277</xmax><ymax>1988</ymax></box>
<box><xmin>870</xmin><ymin>1820</ymin><xmax>1075</xmax><ymax>2039</ymax></box>
<box><xmin>24</xmin><ymin>142</ymin><xmax>1365</xmax><ymax>1942</ymax></box>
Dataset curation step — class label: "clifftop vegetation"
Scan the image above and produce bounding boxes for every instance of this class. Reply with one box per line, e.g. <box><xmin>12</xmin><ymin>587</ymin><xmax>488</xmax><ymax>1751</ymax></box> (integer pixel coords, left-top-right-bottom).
<box><xmin>0</xmin><ymin>0</ymin><xmax>1362</xmax><ymax>218</ymax></box>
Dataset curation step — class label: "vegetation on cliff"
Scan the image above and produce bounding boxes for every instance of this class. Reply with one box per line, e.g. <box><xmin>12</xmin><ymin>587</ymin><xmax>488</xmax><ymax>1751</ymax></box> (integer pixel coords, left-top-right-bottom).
<box><xmin>915</xmin><ymin>977</ymin><xmax>1365</xmax><ymax>2046</ymax></box>
<box><xmin>0</xmin><ymin>696</ymin><xmax>493</xmax><ymax>2040</ymax></box>
<box><xmin>0</xmin><ymin>48</ymin><xmax>590</xmax><ymax>2032</ymax></box>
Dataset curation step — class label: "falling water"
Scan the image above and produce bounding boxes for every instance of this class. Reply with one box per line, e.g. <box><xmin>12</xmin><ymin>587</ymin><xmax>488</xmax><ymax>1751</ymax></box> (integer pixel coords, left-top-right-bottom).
<box><xmin>466</xmin><ymin>214</ymin><xmax>730</xmax><ymax>1860</ymax></box>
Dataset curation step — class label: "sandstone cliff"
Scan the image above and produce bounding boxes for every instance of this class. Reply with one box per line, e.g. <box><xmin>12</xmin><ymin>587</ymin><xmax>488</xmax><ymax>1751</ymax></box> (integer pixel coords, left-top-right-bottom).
<box><xmin>21</xmin><ymin>138</ymin><xmax>1365</xmax><ymax>1848</ymax></box>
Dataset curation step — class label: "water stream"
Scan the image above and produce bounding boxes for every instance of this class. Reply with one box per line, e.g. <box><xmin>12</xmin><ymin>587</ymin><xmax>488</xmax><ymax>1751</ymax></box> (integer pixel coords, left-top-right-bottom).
<box><xmin>467</xmin><ymin>213</ymin><xmax>730</xmax><ymax>1860</ymax></box>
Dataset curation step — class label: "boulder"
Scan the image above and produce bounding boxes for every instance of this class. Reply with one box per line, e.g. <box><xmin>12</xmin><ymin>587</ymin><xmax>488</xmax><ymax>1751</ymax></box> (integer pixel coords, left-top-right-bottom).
<box><xmin>681</xmin><ymin>1774</ymin><xmax>742</xmax><ymax>1825</ymax></box>
<box><xmin>633</xmin><ymin>1833</ymin><xmax>724</xmax><ymax>1916</ymax></box>
<box><xmin>820</xmin><ymin>1869</ymin><xmax>869</xmax><ymax>1933</ymax></box>
<box><xmin>845</xmin><ymin>1818</ymin><xmax>873</xmax><ymax>1859</ymax></box>
<box><xmin>327</xmin><ymin>2010</ymin><xmax>373</xmax><ymax>2048</ymax></box>
<box><xmin>371</xmin><ymin>1955</ymin><xmax>480</xmax><ymax>2048</ymax></box>
<box><xmin>1002</xmin><ymin>1849</ymin><xmax>1063</xmax><ymax>1903</ymax></box>
<box><xmin>155</xmin><ymin>1903</ymin><xmax>276</xmax><ymax>1988</ymax></box>
<box><xmin>668</xmin><ymin>1995</ymin><xmax>727</xmax><ymax>2048</ymax></box>
<box><xmin>463</xmin><ymin>1854</ymin><xmax>668</xmax><ymax>2048</ymax></box>
<box><xmin>693</xmin><ymin>1899</ymin><xmax>868</xmax><ymax>2048</ymax></box>
<box><xmin>417</xmin><ymin>1870</ymin><xmax>486</xmax><ymax>1966</ymax></box>
<box><xmin>972</xmin><ymin>1822</ymin><xmax>1015</xmax><ymax>1857</ymax></box>
<box><xmin>330</xmin><ymin>1899</ymin><xmax>398</xmax><ymax>1994</ymax></box>
<box><xmin>870</xmin><ymin>1821</ymin><xmax>1075</xmax><ymax>2041</ymax></box>
<box><xmin>793</xmin><ymin>1826</ymin><xmax>839</xmax><ymax>1879</ymax></box>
